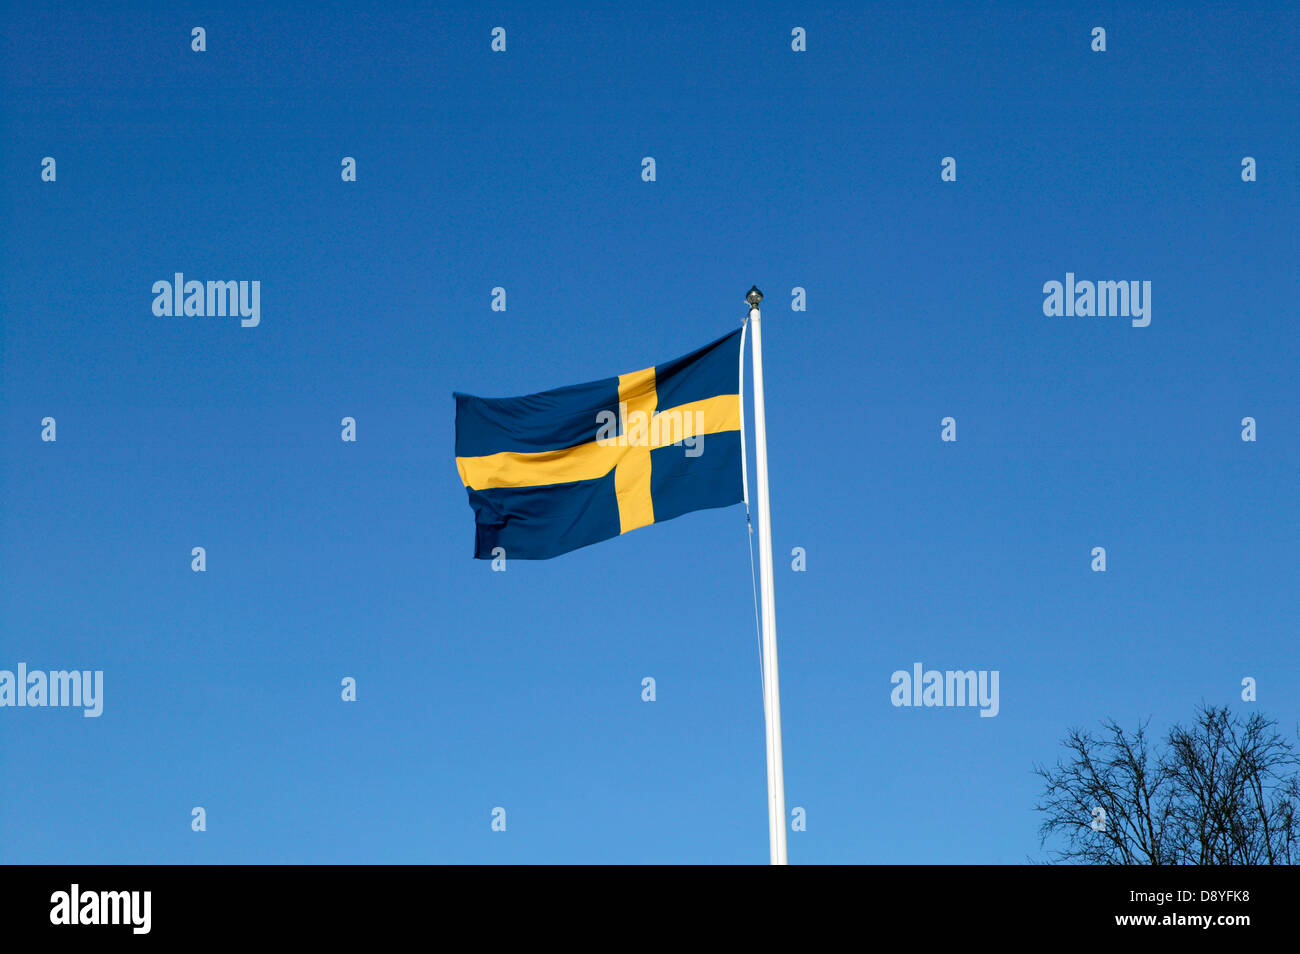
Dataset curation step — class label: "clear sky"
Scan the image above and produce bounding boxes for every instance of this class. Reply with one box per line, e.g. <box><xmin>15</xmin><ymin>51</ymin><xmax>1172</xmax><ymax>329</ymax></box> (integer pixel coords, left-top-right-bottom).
<box><xmin>2</xmin><ymin>1</ymin><xmax>1296</xmax><ymax>864</ymax></box>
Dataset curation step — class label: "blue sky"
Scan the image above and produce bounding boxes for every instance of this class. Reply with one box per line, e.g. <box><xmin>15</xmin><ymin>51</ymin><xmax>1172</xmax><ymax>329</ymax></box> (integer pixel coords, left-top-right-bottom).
<box><xmin>1</xmin><ymin>1</ymin><xmax>1296</xmax><ymax>863</ymax></box>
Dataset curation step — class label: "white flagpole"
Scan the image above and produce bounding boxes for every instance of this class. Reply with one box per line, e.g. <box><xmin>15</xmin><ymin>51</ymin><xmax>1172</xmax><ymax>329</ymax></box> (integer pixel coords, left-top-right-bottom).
<box><xmin>746</xmin><ymin>285</ymin><xmax>788</xmax><ymax>865</ymax></box>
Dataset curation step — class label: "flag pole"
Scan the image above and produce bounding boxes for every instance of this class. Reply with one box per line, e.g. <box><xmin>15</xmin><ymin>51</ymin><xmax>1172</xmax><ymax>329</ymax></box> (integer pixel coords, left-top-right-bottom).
<box><xmin>746</xmin><ymin>285</ymin><xmax>788</xmax><ymax>865</ymax></box>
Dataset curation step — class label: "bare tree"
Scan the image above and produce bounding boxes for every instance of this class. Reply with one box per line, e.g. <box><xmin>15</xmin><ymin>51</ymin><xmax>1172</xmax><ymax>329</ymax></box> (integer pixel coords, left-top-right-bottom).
<box><xmin>1034</xmin><ymin>704</ymin><xmax>1300</xmax><ymax>864</ymax></box>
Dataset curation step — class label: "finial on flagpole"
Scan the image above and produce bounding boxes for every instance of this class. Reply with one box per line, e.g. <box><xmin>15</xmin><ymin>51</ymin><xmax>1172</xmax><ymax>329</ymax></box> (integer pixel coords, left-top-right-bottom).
<box><xmin>746</xmin><ymin>285</ymin><xmax>763</xmax><ymax>309</ymax></box>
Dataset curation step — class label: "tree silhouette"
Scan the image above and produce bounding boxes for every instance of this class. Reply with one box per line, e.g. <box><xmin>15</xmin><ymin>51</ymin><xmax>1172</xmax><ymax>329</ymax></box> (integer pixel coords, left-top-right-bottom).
<box><xmin>1035</xmin><ymin>704</ymin><xmax>1299</xmax><ymax>864</ymax></box>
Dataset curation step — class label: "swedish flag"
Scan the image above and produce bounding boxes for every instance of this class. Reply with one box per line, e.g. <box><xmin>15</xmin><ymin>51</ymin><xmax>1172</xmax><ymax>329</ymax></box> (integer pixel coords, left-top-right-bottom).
<box><xmin>455</xmin><ymin>328</ymin><xmax>744</xmax><ymax>559</ymax></box>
